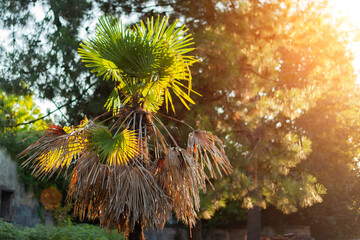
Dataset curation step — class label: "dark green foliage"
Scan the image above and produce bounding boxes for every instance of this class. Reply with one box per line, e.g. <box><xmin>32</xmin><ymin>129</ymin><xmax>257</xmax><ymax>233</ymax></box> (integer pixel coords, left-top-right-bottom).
<box><xmin>205</xmin><ymin>199</ymin><xmax>247</xmax><ymax>227</ymax></box>
<box><xmin>291</xmin><ymin>91</ymin><xmax>360</xmax><ymax>239</ymax></box>
<box><xmin>0</xmin><ymin>219</ymin><xmax>122</xmax><ymax>240</ymax></box>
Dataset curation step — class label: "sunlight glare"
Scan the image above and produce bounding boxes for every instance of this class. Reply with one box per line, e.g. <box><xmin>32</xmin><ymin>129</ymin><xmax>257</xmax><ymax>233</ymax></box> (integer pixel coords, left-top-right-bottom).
<box><xmin>328</xmin><ymin>0</ymin><xmax>360</xmax><ymax>84</ymax></box>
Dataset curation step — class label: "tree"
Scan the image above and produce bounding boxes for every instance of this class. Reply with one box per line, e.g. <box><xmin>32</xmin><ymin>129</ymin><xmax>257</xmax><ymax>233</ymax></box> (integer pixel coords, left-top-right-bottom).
<box><xmin>292</xmin><ymin>87</ymin><xmax>360</xmax><ymax>239</ymax></box>
<box><xmin>20</xmin><ymin>16</ymin><xmax>232</xmax><ymax>239</ymax></box>
<box><xmin>120</xmin><ymin>1</ymin><xmax>354</xmax><ymax>239</ymax></box>
<box><xmin>0</xmin><ymin>91</ymin><xmax>44</xmax><ymax>157</ymax></box>
<box><xmin>0</xmin><ymin>0</ymin><xmax>100</xmax><ymax>123</ymax></box>
<box><xmin>259</xmin><ymin>86</ymin><xmax>360</xmax><ymax>240</ymax></box>
<box><xmin>142</xmin><ymin>1</ymin><xmax>331</xmax><ymax>239</ymax></box>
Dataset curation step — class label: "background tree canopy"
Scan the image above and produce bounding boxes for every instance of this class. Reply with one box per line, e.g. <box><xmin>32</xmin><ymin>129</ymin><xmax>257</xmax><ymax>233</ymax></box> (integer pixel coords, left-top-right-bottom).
<box><xmin>0</xmin><ymin>92</ymin><xmax>44</xmax><ymax>156</ymax></box>
<box><xmin>1</xmin><ymin>0</ymin><xmax>360</xmax><ymax>239</ymax></box>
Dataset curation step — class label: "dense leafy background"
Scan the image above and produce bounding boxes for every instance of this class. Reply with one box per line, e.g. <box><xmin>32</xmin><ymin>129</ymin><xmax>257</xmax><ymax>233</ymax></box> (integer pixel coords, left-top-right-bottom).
<box><xmin>1</xmin><ymin>0</ymin><xmax>360</xmax><ymax>239</ymax></box>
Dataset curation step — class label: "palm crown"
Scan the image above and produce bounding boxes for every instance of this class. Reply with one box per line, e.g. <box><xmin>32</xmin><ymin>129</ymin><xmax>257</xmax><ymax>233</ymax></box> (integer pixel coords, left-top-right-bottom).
<box><xmin>20</xmin><ymin>16</ymin><xmax>232</xmax><ymax>237</ymax></box>
<box><xmin>79</xmin><ymin>16</ymin><xmax>197</xmax><ymax>113</ymax></box>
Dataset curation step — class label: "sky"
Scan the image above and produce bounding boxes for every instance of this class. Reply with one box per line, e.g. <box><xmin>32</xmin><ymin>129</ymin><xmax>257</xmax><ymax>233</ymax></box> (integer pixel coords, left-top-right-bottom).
<box><xmin>329</xmin><ymin>0</ymin><xmax>360</xmax><ymax>22</ymax></box>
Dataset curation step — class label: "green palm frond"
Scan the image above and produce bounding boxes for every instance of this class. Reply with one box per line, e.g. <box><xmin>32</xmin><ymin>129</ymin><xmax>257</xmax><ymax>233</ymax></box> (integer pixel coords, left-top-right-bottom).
<box><xmin>140</xmin><ymin>81</ymin><xmax>164</xmax><ymax>112</ymax></box>
<box><xmin>87</xmin><ymin>125</ymin><xmax>138</xmax><ymax>166</ymax></box>
<box><xmin>78</xmin><ymin>15</ymin><xmax>198</xmax><ymax>113</ymax></box>
<box><xmin>104</xmin><ymin>87</ymin><xmax>122</xmax><ymax>114</ymax></box>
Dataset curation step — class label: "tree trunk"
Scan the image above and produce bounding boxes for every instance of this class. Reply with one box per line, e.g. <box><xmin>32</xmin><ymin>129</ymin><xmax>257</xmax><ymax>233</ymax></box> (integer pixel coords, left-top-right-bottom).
<box><xmin>128</xmin><ymin>221</ymin><xmax>145</xmax><ymax>240</ymax></box>
<box><xmin>191</xmin><ymin>218</ymin><xmax>203</xmax><ymax>240</ymax></box>
<box><xmin>247</xmin><ymin>206</ymin><xmax>261</xmax><ymax>240</ymax></box>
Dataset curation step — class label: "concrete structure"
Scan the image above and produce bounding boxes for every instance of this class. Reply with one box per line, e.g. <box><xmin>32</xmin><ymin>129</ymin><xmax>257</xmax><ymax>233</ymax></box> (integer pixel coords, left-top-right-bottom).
<box><xmin>145</xmin><ymin>225</ymin><xmax>311</xmax><ymax>240</ymax></box>
<box><xmin>0</xmin><ymin>149</ymin><xmax>42</xmax><ymax>226</ymax></box>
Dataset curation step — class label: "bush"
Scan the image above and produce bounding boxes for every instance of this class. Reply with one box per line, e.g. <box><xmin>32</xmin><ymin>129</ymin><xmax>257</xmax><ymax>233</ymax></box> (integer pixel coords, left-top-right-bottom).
<box><xmin>0</xmin><ymin>219</ymin><xmax>25</xmax><ymax>240</ymax></box>
<box><xmin>0</xmin><ymin>219</ymin><xmax>123</xmax><ymax>240</ymax></box>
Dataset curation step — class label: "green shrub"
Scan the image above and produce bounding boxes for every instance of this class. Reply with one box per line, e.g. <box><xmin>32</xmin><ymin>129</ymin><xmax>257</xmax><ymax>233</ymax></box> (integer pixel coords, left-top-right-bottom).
<box><xmin>0</xmin><ymin>219</ymin><xmax>25</xmax><ymax>240</ymax></box>
<box><xmin>0</xmin><ymin>219</ymin><xmax>123</xmax><ymax>240</ymax></box>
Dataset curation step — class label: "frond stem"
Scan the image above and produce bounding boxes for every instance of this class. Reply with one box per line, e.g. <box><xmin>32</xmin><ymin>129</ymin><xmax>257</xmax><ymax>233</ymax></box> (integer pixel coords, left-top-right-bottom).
<box><xmin>157</xmin><ymin>112</ymin><xmax>195</xmax><ymax>131</ymax></box>
<box><xmin>150</xmin><ymin>113</ymin><xmax>179</xmax><ymax>147</ymax></box>
<box><xmin>112</xmin><ymin>110</ymin><xmax>135</xmax><ymax>137</ymax></box>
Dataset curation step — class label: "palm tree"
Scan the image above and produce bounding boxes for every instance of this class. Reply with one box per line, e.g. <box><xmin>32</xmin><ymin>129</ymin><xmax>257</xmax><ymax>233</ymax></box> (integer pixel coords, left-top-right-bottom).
<box><xmin>20</xmin><ymin>16</ymin><xmax>232</xmax><ymax>239</ymax></box>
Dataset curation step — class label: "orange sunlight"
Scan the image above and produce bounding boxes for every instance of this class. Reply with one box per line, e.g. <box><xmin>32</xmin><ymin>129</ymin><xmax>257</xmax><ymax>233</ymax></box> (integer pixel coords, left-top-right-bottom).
<box><xmin>328</xmin><ymin>0</ymin><xmax>360</xmax><ymax>82</ymax></box>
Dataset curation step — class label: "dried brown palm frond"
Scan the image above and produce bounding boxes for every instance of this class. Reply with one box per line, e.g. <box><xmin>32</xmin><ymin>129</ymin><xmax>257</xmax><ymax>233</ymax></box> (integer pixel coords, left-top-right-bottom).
<box><xmin>150</xmin><ymin>113</ymin><xmax>179</xmax><ymax>147</ymax></box>
<box><xmin>68</xmin><ymin>152</ymin><xmax>170</xmax><ymax>233</ymax></box>
<box><xmin>19</xmin><ymin>118</ymin><xmax>93</xmax><ymax>179</ymax></box>
<box><xmin>187</xmin><ymin>130</ymin><xmax>233</xmax><ymax>178</ymax></box>
<box><xmin>20</xmin><ymin>109</ymin><xmax>232</xmax><ymax>234</ymax></box>
<box><xmin>156</xmin><ymin>147</ymin><xmax>206</xmax><ymax>228</ymax></box>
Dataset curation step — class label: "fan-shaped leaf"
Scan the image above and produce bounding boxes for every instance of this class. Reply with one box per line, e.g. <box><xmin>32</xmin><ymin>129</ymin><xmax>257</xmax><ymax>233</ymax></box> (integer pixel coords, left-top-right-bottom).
<box><xmin>78</xmin><ymin>15</ymin><xmax>197</xmax><ymax>113</ymax></box>
<box><xmin>87</xmin><ymin>125</ymin><xmax>139</xmax><ymax>166</ymax></box>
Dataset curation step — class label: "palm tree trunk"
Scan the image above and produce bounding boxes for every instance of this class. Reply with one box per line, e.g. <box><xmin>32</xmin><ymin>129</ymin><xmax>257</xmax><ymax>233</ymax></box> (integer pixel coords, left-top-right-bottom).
<box><xmin>191</xmin><ymin>218</ymin><xmax>203</xmax><ymax>240</ymax></box>
<box><xmin>128</xmin><ymin>221</ymin><xmax>145</xmax><ymax>240</ymax></box>
<box><xmin>246</xmin><ymin>206</ymin><xmax>261</xmax><ymax>240</ymax></box>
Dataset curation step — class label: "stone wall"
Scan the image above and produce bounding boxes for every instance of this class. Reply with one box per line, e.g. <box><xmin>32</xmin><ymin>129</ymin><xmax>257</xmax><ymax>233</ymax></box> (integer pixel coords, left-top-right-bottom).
<box><xmin>0</xmin><ymin>149</ymin><xmax>42</xmax><ymax>227</ymax></box>
<box><xmin>145</xmin><ymin>225</ymin><xmax>311</xmax><ymax>240</ymax></box>
<box><xmin>145</xmin><ymin>227</ymin><xmax>188</xmax><ymax>240</ymax></box>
